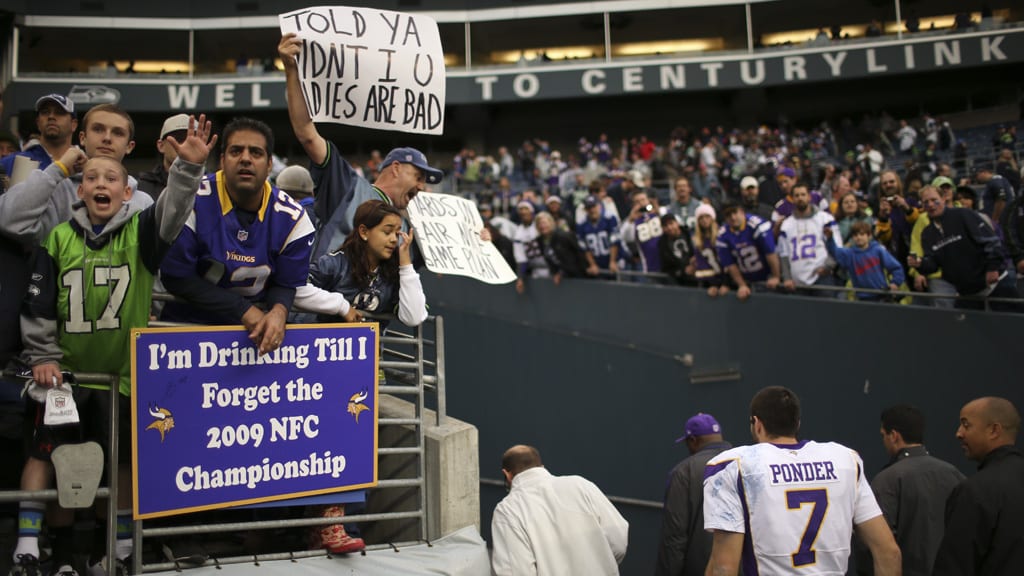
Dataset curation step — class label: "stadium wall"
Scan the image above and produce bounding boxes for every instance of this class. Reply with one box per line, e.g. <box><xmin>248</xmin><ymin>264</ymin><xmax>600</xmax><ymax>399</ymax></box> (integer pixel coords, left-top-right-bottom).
<box><xmin>422</xmin><ymin>274</ymin><xmax>1023</xmax><ymax>576</ymax></box>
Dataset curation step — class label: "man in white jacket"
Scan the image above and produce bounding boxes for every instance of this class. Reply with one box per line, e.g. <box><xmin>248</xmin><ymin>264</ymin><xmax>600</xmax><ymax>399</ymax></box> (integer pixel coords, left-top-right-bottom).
<box><xmin>491</xmin><ymin>445</ymin><xmax>628</xmax><ymax>576</ymax></box>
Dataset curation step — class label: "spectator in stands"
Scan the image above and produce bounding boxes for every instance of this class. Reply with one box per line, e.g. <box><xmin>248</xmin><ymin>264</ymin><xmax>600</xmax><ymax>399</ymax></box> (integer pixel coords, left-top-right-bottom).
<box><xmin>739</xmin><ymin>175</ymin><xmax>773</xmax><ymax>221</ymax></box>
<box><xmin>933</xmin><ymin>397</ymin><xmax>1023</xmax><ymax>575</ymax></box>
<box><xmin>833</xmin><ymin>192</ymin><xmax>874</xmax><ymax>244</ymax></box>
<box><xmin>544</xmin><ymin>194</ymin><xmax>573</xmax><ymax>232</ymax></box>
<box><xmin>279</xmin><ymin>34</ymin><xmax>444</xmax><ymax>261</ymax></box>
<box><xmin>857</xmin><ymin>143</ymin><xmax>885</xmax><ymax>187</ymax></box>
<box><xmin>295</xmin><ymin>200</ymin><xmax>427</xmax><ymax>343</ymax></box>
<box><xmin>16</xmin><ymin>120</ymin><xmax>212</xmax><ymax>576</ymax></box>
<box><xmin>481</xmin><ymin>202</ymin><xmax>516</xmax><ymax>240</ymax></box>
<box><xmin>974</xmin><ymin>165</ymin><xmax>1013</xmax><ymax>223</ymax></box>
<box><xmin>778</xmin><ymin>184</ymin><xmax>841</xmax><ymax>295</ymax></box>
<box><xmin>864</xmin><ymin>405</ymin><xmax>964</xmax><ymax>576</ymax></box>
<box><xmin>826</xmin><ymin>221</ymin><xmax>903</xmax><ymax>301</ymax></box>
<box><xmin>771</xmin><ymin>166</ymin><xmax>828</xmax><ymax>235</ymax></box>
<box><xmin>717</xmin><ymin>203</ymin><xmax>780</xmax><ymax>301</ymax></box>
<box><xmin>577</xmin><ymin>195</ymin><xmax>621</xmax><ymax>276</ymax></box>
<box><xmin>669</xmin><ymin>175</ymin><xmax>702</xmax><ymax>230</ymax></box>
<box><xmin>606</xmin><ymin>170</ymin><xmax>645</xmax><ymax>219</ymax></box>
<box><xmin>865</xmin><ymin>19</ymin><xmax>883</xmax><ymax>37</ymax></box>
<box><xmin>953</xmin><ymin>12</ymin><xmax>974</xmax><ymax>30</ymax></box>
<box><xmin>996</xmin><ymin>148</ymin><xmax>1021</xmax><ymax>193</ymax></box>
<box><xmin>621</xmin><ymin>189</ymin><xmax>666</xmax><ymax>275</ymax></box>
<box><xmin>137</xmin><ymin>113</ymin><xmax>190</xmax><ymax>198</ymax></box>
<box><xmin>491</xmin><ymin>445</ymin><xmax>628</xmax><ymax>576</ymax></box>
<box><xmin>0</xmin><ymin>132</ymin><xmax>17</xmax><ymax>157</ymax></box>
<box><xmin>690</xmin><ymin>163</ymin><xmax>720</xmax><ymax>205</ymax></box>
<box><xmin>160</xmin><ymin>117</ymin><xmax>315</xmax><ymax>351</ymax></box>
<box><xmin>1000</xmin><ymin>189</ymin><xmax>1024</xmax><ymax>276</ymax></box>
<box><xmin>513</xmin><ymin>201</ymin><xmax>545</xmax><ymax>293</ymax></box>
<box><xmin>655</xmin><ymin>413</ymin><xmax>731</xmax><ymax>576</ymax></box>
<box><xmin>905</xmin><ymin>11</ymin><xmax>920</xmax><ymax>33</ymax></box>
<box><xmin>908</xmin><ymin>177</ymin><xmax>958</xmax><ymax>308</ymax></box>
<box><xmin>658</xmin><ymin>214</ymin><xmax>695</xmax><ymax>286</ymax></box>
<box><xmin>529</xmin><ymin>212</ymin><xmax>590</xmax><ymax>285</ymax></box>
<box><xmin>575</xmin><ymin>181</ymin><xmax>620</xmax><ymax>226</ymax></box>
<box><xmin>0</xmin><ymin>94</ymin><xmax>76</xmax><ymax>177</ymax></box>
<box><xmin>0</xmin><ymin>104</ymin><xmax>146</xmax><ymax>246</ymax></box>
<box><xmin>275</xmin><ymin>164</ymin><xmax>316</xmax><ymax>225</ymax></box>
<box><xmin>896</xmin><ymin>120</ymin><xmax>917</xmax><ymax>155</ymax></box>
<box><xmin>907</xmin><ymin>185</ymin><xmax>1020</xmax><ymax>311</ymax></box>
<box><xmin>691</xmin><ymin>204</ymin><xmax>729</xmax><ymax>296</ymax></box>
<box><xmin>874</xmin><ymin>169</ymin><xmax>919</xmax><ymax>275</ymax></box>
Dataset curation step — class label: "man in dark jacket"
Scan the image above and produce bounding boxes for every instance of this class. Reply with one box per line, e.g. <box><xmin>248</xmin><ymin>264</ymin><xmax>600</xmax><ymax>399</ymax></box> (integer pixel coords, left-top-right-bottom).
<box><xmin>655</xmin><ymin>413</ymin><xmax>731</xmax><ymax>576</ymax></box>
<box><xmin>861</xmin><ymin>405</ymin><xmax>964</xmax><ymax>576</ymax></box>
<box><xmin>933</xmin><ymin>397</ymin><xmax>1024</xmax><ymax>576</ymax></box>
<box><xmin>137</xmin><ymin>113</ymin><xmax>190</xmax><ymax>199</ymax></box>
<box><xmin>907</xmin><ymin>185</ymin><xmax>1020</xmax><ymax>311</ymax></box>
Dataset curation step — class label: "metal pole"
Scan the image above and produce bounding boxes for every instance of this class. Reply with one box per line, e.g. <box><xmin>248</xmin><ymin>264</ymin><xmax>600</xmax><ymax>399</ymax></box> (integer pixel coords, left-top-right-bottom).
<box><xmin>106</xmin><ymin>376</ymin><xmax>119</xmax><ymax>573</ymax></box>
<box><xmin>464</xmin><ymin>21</ymin><xmax>472</xmax><ymax>70</ymax></box>
<box><xmin>894</xmin><ymin>0</ymin><xmax>903</xmax><ymax>40</ymax></box>
<box><xmin>434</xmin><ymin>316</ymin><xmax>447</xmax><ymax>426</ymax></box>
<box><xmin>188</xmin><ymin>29</ymin><xmax>195</xmax><ymax>78</ymax></box>
<box><xmin>12</xmin><ymin>25</ymin><xmax>19</xmax><ymax>78</ymax></box>
<box><xmin>603</xmin><ymin>12</ymin><xmax>612</xmax><ymax>62</ymax></box>
<box><xmin>745</xmin><ymin>3</ymin><xmax>754</xmax><ymax>53</ymax></box>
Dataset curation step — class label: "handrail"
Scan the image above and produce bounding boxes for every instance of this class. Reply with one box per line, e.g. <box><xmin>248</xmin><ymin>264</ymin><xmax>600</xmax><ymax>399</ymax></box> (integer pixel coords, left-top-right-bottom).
<box><xmin>2</xmin><ymin>305</ymin><xmax>447</xmax><ymax>573</ymax></box>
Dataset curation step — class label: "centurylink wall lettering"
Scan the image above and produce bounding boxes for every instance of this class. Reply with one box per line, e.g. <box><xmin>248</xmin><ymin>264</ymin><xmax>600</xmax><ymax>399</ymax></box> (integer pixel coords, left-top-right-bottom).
<box><xmin>6</xmin><ymin>28</ymin><xmax>1021</xmax><ymax>111</ymax></box>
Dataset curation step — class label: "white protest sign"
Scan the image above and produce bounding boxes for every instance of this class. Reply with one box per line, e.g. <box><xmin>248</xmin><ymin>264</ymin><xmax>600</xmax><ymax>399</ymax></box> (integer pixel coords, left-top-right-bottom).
<box><xmin>279</xmin><ymin>6</ymin><xmax>445</xmax><ymax>135</ymax></box>
<box><xmin>407</xmin><ymin>192</ymin><xmax>517</xmax><ymax>285</ymax></box>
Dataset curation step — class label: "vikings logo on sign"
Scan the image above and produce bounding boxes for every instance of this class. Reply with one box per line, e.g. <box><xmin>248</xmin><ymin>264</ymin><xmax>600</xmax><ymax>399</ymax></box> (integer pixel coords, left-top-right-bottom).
<box><xmin>347</xmin><ymin>390</ymin><xmax>370</xmax><ymax>423</ymax></box>
<box><xmin>145</xmin><ymin>404</ymin><xmax>175</xmax><ymax>443</ymax></box>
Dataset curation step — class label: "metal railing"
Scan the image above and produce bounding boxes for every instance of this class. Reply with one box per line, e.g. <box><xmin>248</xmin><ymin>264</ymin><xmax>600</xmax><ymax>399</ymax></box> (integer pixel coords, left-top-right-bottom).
<box><xmin>2</xmin><ymin>307</ymin><xmax>447</xmax><ymax>574</ymax></box>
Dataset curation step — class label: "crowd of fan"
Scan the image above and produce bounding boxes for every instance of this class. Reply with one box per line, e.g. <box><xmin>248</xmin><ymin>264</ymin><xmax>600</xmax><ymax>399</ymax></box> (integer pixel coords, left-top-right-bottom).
<box><xmin>450</xmin><ymin>117</ymin><xmax>1024</xmax><ymax>311</ymax></box>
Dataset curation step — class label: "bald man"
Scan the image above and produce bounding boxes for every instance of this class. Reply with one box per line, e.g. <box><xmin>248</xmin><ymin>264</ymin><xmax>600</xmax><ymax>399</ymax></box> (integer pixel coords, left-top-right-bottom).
<box><xmin>490</xmin><ymin>445</ymin><xmax>628</xmax><ymax>576</ymax></box>
<box><xmin>933</xmin><ymin>397</ymin><xmax>1024</xmax><ymax>575</ymax></box>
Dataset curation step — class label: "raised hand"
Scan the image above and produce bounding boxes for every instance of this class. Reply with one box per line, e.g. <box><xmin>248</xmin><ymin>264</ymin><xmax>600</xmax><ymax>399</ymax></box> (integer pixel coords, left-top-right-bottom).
<box><xmin>278</xmin><ymin>33</ymin><xmax>302</xmax><ymax>68</ymax></box>
<box><xmin>59</xmin><ymin>146</ymin><xmax>88</xmax><ymax>175</ymax></box>
<box><xmin>164</xmin><ymin>114</ymin><xmax>217</xmax><ymax>165</ymax></box>
<box><xmin>398</xmin><ymin>228</ymin><xmax>415</xmax><ymax>266</ymax></box>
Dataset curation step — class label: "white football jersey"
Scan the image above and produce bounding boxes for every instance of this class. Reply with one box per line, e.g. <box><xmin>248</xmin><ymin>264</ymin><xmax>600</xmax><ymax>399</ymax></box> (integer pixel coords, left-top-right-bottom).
<box><xmin>778</xmin><ymin>211</ymin><xmax>842</xmax><ymax>286</ymax></box>
<box><xmin>704</xmin><ymin>440</ymin><xmax>882</xmax><ymax>575</ymax></box>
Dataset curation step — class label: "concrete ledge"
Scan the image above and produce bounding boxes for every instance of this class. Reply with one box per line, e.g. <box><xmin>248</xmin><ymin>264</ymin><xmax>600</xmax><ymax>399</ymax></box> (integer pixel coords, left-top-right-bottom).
<box><xmin>371</xmin><ymin>395</ymin><xmax>479</xmax><ymax>542</ymax></box>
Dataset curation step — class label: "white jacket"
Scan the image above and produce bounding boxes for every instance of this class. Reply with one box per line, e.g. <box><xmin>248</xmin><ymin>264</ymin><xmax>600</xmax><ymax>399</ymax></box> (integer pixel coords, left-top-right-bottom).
<box><xmin>491</xmin><ymin>467</ymin><xmax>628</xmax><ymax>576</ymax></box>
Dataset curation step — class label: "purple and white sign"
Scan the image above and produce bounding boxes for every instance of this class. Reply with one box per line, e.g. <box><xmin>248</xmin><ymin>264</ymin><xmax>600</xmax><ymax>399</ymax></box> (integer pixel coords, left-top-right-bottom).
<box><xmin>130</xmin><ymin>324</ymin><xmax>378</xmax><ymax>519</ymax></box>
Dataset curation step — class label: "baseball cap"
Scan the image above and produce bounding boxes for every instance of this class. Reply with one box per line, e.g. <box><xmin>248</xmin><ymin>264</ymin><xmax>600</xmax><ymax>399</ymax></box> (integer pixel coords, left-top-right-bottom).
<box><xmin>675</xmin><ymin>413</ymin><xmax>721</xmax><ymax>443</ymax></box>
<box><xmin>628</xmin><ymin>170</ymin><xmax>645</xmax><ymax>188</ymax></box>
<box><xmin>478</xmin><ymin>203</ymin><xmax>493</xmax><ymax>212</ymax></box>
<box><xmin>159</xmin><ymin>113</ymin><xmax>190</xmax><ymax>139</ymax></box>
<box><xmin>583</xmin><ymin>195</ymin><xmax>599</xmax><ymax>208</ymax></box>
<box><xmin>275</xmin><ymin>165</ymin><xmax>314</xmax><ymax>194</ymax></box>
<box><xmin>382</xmin><ymin>147</ymin><xmax>443</xmax><ymax>184</ymax></box>
<box><xmin>776</xmin><ymin>166</ymin><xmax>796</xmax><ymax>180</ymax></box>
<box><xmin>35</xmin><ymin>94</ymin><xmax>74</xmax><ymax>114</ymax></box>
<box><xmin>545</xmin><ymin>195</ymin><xmax>562</xmax><ymax>205</ymax></box>
<box><xmin>931</xmin><ymin>176</ymin><xmax>954</xmax><ymax>189</ymax></box>
<box><xmin>740</xmin><ymin>176</ymin><xmax>759</xmax><ymax>189</ymax></box>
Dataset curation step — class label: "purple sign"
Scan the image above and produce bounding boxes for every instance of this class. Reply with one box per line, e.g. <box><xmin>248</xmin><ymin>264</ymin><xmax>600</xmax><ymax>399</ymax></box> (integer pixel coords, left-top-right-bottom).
<box><xmin>130</xmin><ymin>324</ymin><xmax>378</xmax><ymax>519</ymax></box>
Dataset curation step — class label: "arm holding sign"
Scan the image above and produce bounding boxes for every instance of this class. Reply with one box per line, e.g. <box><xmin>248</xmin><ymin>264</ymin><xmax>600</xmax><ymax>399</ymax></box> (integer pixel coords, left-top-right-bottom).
<box><xmin>278</xmin><ymin>33</ymin><xmax>328</xmax><ymax>165</ymax></box>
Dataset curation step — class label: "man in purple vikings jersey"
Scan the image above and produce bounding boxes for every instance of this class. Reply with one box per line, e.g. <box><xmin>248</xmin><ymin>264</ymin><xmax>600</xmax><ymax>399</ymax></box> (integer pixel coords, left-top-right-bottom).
<box><xmin>621</xmin><ymin>189</ymin><xmax>666</xmax><ymax>274</ymax></box>
<box><xmin>716</xmin><ymin>204</ymin><xmax>780</xmax><ymax>300</ymax></box>
<box><xmin>577</xmin><ymin>195</ymin><xmax>621</xmax><ymax>275</ymax></box>
<box><xmin>161</xmin><ymin>117</ymin><xmax>315</xmax><ymax>354</ymax></box>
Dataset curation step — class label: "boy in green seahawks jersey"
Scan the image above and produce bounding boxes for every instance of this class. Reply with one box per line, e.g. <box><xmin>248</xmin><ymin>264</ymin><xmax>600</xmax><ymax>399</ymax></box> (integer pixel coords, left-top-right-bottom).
<box><xmin>12</xmin><ymin>116</ymin><xmax>215</xmax><ymax>576</ymax></box>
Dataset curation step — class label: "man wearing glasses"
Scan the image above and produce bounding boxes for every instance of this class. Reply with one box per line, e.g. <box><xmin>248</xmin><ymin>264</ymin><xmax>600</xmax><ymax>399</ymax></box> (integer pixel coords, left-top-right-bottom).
<box><xmin>907</xmin><ymin>185</ymin><xmax>1020</xmax><ymax>311</ymax></box>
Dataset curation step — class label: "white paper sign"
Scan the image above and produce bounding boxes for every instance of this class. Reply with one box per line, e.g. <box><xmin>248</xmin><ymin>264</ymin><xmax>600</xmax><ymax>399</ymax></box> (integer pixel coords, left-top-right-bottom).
<box><xmin>407</xmin><ymin>193</ymin><xmax>517</xmax><ymax>285</ymax></box>
<box><xmin>279</xmin><ymin>6</ymin><xmax>446</xmax><ymax>135</ymax></box>
<box><xmin>10</xmin><ymin>155</ymin><xmax>40</xmax><ymax>187</ymax></box>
